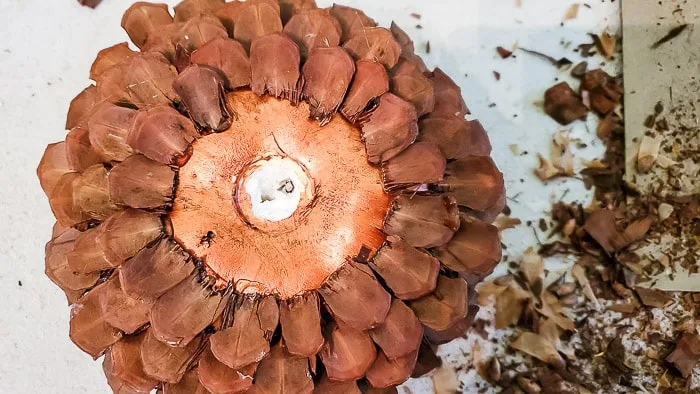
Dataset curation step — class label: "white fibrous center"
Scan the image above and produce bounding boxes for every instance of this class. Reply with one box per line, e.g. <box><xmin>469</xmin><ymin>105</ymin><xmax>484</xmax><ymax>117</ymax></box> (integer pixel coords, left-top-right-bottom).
<box><xmin>244</xmin><ymin>157</ymin><xmax>305</xmax><ymax>222</ymax></box>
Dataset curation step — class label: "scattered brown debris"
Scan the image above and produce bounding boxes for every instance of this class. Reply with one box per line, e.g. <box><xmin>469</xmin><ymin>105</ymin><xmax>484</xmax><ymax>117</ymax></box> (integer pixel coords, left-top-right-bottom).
<box><xmin>493</xmin><ymin>71</ymin><xmax>501</xmax><ymax>81</ymax></box>
<box><xmin>563</xmin><ymin>3</ymin><xmax>580</xmax><ymax>22</ymax></box>
<box><xmin>651</xmin><ymin>24</ymin><xmax>689</xmax><ymax>49</ymax></box>
<box><xmin>520</xmin><ymin>48</ymin><xmax>573</xmax><ymax>69</ymax></box>
<box><xmin>543</xmin><ymin>82</ymin><xmax>588</xmax><ymax>125</ymax></box>
<box><xmin>666</xmin><ymin>334</ymin><xmax>700</xmax><ymax>378</ymax></box>
<box><xmin>571</xmin><ymin>61</ymin><xmax>588</xmax><ymax>78</ymax></box>
<box><xmin>497</xmin><ymin>46</ymin><xmax>513</xmax><ymax>59</ymax></box>
<box><xmin>78</xmin><ymin>0</ymin><xmax>101</xmax><ymax>7</ymax></box>
<box><xmin>635</xmin><ymin>287</ymin><xmax>673</xmax><ymax>308</ymax></box>
<box><xmin>410</xmin><ymin>13</ymin><xmax>422</xmax><ymax>20</ymax></box>
<box><xmin>590</xmin><ymin>31</ymin><xmax>616</xmax><ymax>59</ymax></box>
<box><xmin>637</xmin><ymin>135</ymin><xmax>660</xmax><ymax>173</ymax></box>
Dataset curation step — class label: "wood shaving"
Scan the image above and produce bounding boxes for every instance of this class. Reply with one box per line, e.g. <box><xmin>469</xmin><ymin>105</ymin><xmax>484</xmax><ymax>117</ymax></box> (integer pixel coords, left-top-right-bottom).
<box><xmin>563</xmin><ymin>4</ymin><xmax>580</xmax><ymax>22</ymax></box>
<box><xmin>637</xmin><ymin>135</ymin><xmax>661</xmax><ymax>173</ymax></box>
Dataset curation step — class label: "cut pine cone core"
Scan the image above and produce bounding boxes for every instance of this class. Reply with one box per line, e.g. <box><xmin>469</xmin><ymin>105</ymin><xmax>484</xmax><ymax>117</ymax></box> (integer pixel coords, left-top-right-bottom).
<box><xmin>38</xmin><ymin>0</ymin><xmax>505</xmax><ymax>393</ymax></box>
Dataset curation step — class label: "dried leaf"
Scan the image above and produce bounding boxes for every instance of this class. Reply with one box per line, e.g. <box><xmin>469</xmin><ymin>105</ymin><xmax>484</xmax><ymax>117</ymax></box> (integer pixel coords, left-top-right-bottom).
<box><xmin>511</xmin><ymin>332</ymin><xmax>565</xmax><ymax>369</ymax></box>
<box><xmin>666</xmin><ymin>333</ymin><xmax>700</xmax><ymax>377</ymax></box>
<box><xmin>635</xmin><ymin>287</ymin><xmax>673</xmax><ymax>308</ymax></box>
<box><xmin>572</xmin><ymin>264</ymin><xmax>599</xmax><ymax>308</ymax></box>
<box><xmin>520</xmin><ymin>248</ymin><xmax>544</xmax><ymax>288</ymax></box>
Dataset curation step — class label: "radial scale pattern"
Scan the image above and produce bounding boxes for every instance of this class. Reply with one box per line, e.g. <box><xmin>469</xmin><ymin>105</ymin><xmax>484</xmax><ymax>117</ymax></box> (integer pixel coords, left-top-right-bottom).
<box><xmin>38</xmin><ymin>0</ymin><xmax>506</xmax><ymax>392</ymax></box>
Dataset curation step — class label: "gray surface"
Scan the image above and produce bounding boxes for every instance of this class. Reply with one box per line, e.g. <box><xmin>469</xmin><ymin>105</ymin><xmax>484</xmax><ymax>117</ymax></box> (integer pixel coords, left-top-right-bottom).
<box><xmin>0</xmin><ymin>0</ymin><xmax>618</xmax><ymax>392</ymax></box>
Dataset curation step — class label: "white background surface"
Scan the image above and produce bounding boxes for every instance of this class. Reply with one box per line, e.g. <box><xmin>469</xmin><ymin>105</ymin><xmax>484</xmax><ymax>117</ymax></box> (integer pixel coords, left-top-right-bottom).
<box><xmin>0</xmin><ymin>0</ymin><xmax>618</xmax><ymax>392</ymax></box>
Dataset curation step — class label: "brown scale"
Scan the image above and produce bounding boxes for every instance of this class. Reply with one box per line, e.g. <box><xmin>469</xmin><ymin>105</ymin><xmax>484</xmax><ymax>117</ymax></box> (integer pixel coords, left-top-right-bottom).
<box><xmin>140</xmin><ymin>329</ymin><xmax>204</xmax><ymax>383</ymax></box>
<box><xmin>389</xmin><ymin>57</ymin><xmax>435</xmax><ymax>116</ymax></box>
<box><xmin>249</xmin><ymin>33</ymin><xmax>301</xmax><ymax>100</ymax></box>
<box><xmin>360</xmin><ymin>93</ymin><xmax>418</xmax><ymax>164</ymax></box>
<box><xmin>38</xmin><ymin>0</ymin><xmax>509</xmax><ymax>390</ymax></box>
<box><xmin>119</xmin><ymin>238</ymin><xmax>194</xmax><ymax>302</ymax></box>
<box><xmin>279</xmin><ymin>292</ymin><xmax>324</xmax><ymax>357</ymax></box>
<box><xmin>384</xmin><ymin>194</ymin><xmax>460</xmax><ymax>248</ymax></box>
<box><xmin>98</xmin><ymin>273</ymin><xmax>152</xmax><ymax>334</ymax></box>
<box><xmin>198</xmin><ymin>348</ymin><xmax>256</xmax><ymax>394</ymax></box>
<box><xmin>90</xmin><ymin>43</ymin><xmax>137</xmax><ymax>81</ymax></box>
<box><xmin>408</xmin><ymin>276</ymin><xmax>469</xmax><ymax>332</ymax></box>
<box><xmin>343</xmin><ymin>27</ymin><xmax>401</xmax><ymax>68</ymax></box>
<box><xmin>174</xmin><ymin>64</ymin><xmax>231</xmax><ymax>131</ymax></box>
<box><xmin>127</xmin><ymin>106</ymin><xmax>198</xmax><ymax>166</ymax></box>
<box><xmin>279</xmin><ymin>0</ymin><xmax>318</xmax><ymax>24</ymax></box>
<box><xmin>283</xmin><ymin>9</ymin><xmax>342</xmax><ymax>59</ymax></box>
<box><xmin>173</xmin><ymin>0</ymin><xmax>225</xmax><ymax>23</ymax></box>
<box><xmin>190</xmin><ymin>37</ymin><xmax>252</xmax><ymax>89</ymax></box>
<box><xmin>150</xmin><ymin>274</ymin><xmax>225</xmax><ymax>347</ymax></box>
<box><xmin>301</xmin><ymin>46</ymin><xmax>355</xmax><ymax>125</ymax></box>
<box><xmin>330</xmin><ymin>4</ymin><xmax>377</xmax><ymax>43</ymax></box>
<box><xmin>370</xmin><ymin>237</ymin><xmax>440</xmax><ymax>300</ymax></box>
<box><xmin>65</xmin><ymin>126</ymin><xmax>102</xmax><ymax>172</ymax></box>
<box><xmin>320</xmin><ymin>322</ymin><xmax>377</xmax><ymax>382</ymax></box>
<box><xmin>246</xmin><ymin>343</ymin><xmax>314</xmax><ymax>393</ymax></box>
<box><xmin>233</xmin><ymin>0</ymin><xmax>283</xmax><ymax>51</ymax></box>
<box><xmin>88</xmin><ymin>104</ymin><xmax>136</xmax><ymax>162</ymax></box>
<box><xmin>313</xmin><ymin>375</ymin><xmax>361</xmax><ymax>393</ymax></box>
<box><xmin>108</xmin><ymin>155</ymin><xmax>175</xmax><ymax>209</ymax></box>
<box><xmin>341</xmin><ymin>60</ymin><xmax>389</xmax><ymax>123</ymax></box>
<box><xmin>103</xmin><ymin>333</ymin><xmax>158</xmax><ymax>393</ymax></box>
<box><xmin>381</xmin><ymin>141</ymin><xmax>446</xmax><ymax>191</ymax></box>
<box><xmin>210</xmin><ymin>295</ymin><xmax>279</xmax><ymax>370</ymax></box>
<box><xmin>121</xmin><ymin>2</ymin><xmax>174</xmax><ymax>49</ymax></box>
<box><xmin>435</xmin><ymin>214</ymin><xmax>502</xmax><ymax>277</ymax></box>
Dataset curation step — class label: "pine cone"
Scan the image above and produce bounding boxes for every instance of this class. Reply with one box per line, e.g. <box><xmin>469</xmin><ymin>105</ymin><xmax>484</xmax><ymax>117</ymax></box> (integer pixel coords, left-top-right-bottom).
<box><xmin>38</xmin><ymin>1</ymin><xmax>505</xmax><ymax>392</ymax></box>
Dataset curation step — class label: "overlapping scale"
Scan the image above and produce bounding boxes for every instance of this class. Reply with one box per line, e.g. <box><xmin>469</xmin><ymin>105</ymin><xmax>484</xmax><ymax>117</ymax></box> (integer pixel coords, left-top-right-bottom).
<box><xmin>370</xmin><ymin>237</ymin><xmax>440</xmax><ymax>300</ymax></box>
<box><xmin>389</xmin><ymin>22</ymin><xmax>413</xmax><ymax>57</ymax></box>
<box><xmin>233</xmin><ymin>0</ymin><xmax>283</xmax><ymax>51</ymax></box>
<box><xmin>360</xmin><ymin>93</ymin><xmax>418</xmax><ymax>164</ymax></box>
<box><xmin>301</xmin><ymin>46</ymin><xmax>355</xmax><ymax>125</ymax></box>
<box><xmin>87</xmin><ymin>104</ymin><xmax>137</xmax><ymax>163</ymax></box>
<box><xmin>343</xmin><ymin>27</ymin><xmax>400</xmax><ymax>69</ymax></box>
<box><xmin>48</xmin><ymin>172</ymin><xmax>82</xmax><ymax>228</ymax></box>
<box><xmin>37</xmin><ymin>142</ymin><xmax>73</xmax><ymax>197</ymax></box>
<box><xmin>341</xmin><ymin>60</ymin><xmax>389</xmax><ymax>123</ymax></box>
<box><xmin>99</xmin><ymin>274</ymin><xmax>152</xmax><ymax>334</ymax></box>
<box><xmin>369</xmin><ymin>299</ymin><xmax>423</xmax><ymax>360</ymax></box>
<box><xmin>313</xmin><ymin>375</ymin><xmax>361</xmax><ymax>393</ymax></box>
<box><xmin>383</xmin><ymin>194</ymin><xmax>459</xmax><ymax>249</ymax></box>
<box><xmin>330</xmin><ymin>4</ymin><xmax>377</xmax><ymax>43</ymax></box>
<box><xmin>191</xmin><ymin>38</ymin><xmax>252</xmax><ymax>89</ymax></box>
<box><xmin>65</xmin><ymin>126</ymin><xmax>102</xmax><ymax>172</ymax></box>
<box><xmin>249</xmin><ymin>33</ymin><xmax>301</xmax><ymax>100</ymax></box>
<box><xmin>140</xmin><ymin>329</ymin><xmax>204</xmax><ymax>383</ymax></box>
<box><xmin>279</xmin><ymin>292</ymin><xmax>324</xmax><ymax>357</ymax></box>
<box><xmin>198</xmin><ymin>347</ymin><xmax>256</xmax><ymax>394</ymax></box>
<box><xmin>175</xmin><ymin>16</ymin><xmax>229</xmax><ymax>52</ymax></box>
<box><xmin>434</xmin><ymin>215</ymin><xmax>502</xmax><ymax>277</ymax></box>
<box><xmin>438</xmin><ymin>156</ymin><xmax>505</xmax><ymax>211</ymax></box>
<box><xmin>320</xmin><ymin>322</ymin><xmax>377</xmax><ymax>382</ymax></box>
<box><xmin>103</xmin><ymin>333</ymin><xmax>158</xmax><ymax>393</ymax></box>
<box><xmin>90</xmin><ymin>43</ymin><xmax>137</xmax><ymax>80</ymax></box>
<box><xmin>408</xmin><ymin>276</ymin><xmax>468</xmax><ymax>331</ymax></box>
<box><xmin>279</xmin><ymin>0</ymin><xmax>318</xmax><ymax>24</ymax></box>
<box><xmin>365</xmin><ymin>349</ymin><xmax>418</xmax><ymax>389</ymax></box>
<box><xmin>45</xmin><ymin>228</ymin><xmax>100</xmax><ymax>293</ymax></box>
<box><xmin>119</xmin><ymin>238</ymin><xmax>193</xmax><ymax>301</ymax></box>
<box><xmin>72</xmin><ymin>164</ymin><xmax>118</xmax><ymax>221</ymax></box>
<box><xmin>389</xmin><ymin>57</ymin><xmax>435</xmax><ymax>116</ymax></box>
<box><xmin>173</xmin><ymin>0</ymin><xmax>225</xmax><ymax>22</ymax></box>
<box><xmin>150</xmin><ymin>274</ymin><xmax>224</xmax><ymax>346</ymax></box>
<box><xmin>109</xmin><ymin>155</ymin><xmax>175</xmax><ymax>209</ymax></box>
<box><xmin>122</xmin><ymin>52</ymin><xmax>180</xmax><ymax>106</ymax></box>
<box><xmin>67</xmin><ymin>226</ymin><xmax>113</xmax><ymax>274</ymax></box>
<box><xmin>174</xmin><ymin>65</ymin><xmax>231</xmax><ymax>131</ymax></box>
<box><xmin>210</xmin><ymin>296</ymin><xmax>279</xmax><ymax>370</ymax></box>
<box><xmin>319</xmin><ymin>262</ymin><xmax>391</xmax><ymax>330</ymax></box>
<box><xmin>121</xmin><ymin>2</ymin><xmax>174</xmax><ymax>49</ymax></box>
<box><xmin>381</xmin><ymin>142</ymin><xmax>446</xmax><ymax>191</ymax></box>
<box><xmin>66</xmin><ymin>85</ymin><xmax>103</xmax><ymax>130</ymax></box>
<box><xmin>160</xmin><ymin>369</ymin><xmax>209</xmax><ymax>394</ymax></box>
<box><xmin>69</xmin><ymin>282</ymin><xmax>123</xmax><ymax>358</ymax></box>
<box><xmin>419</xmin><ymin>117</ymin><xmax>491</xmax><ymax>160</ymax></box>
<box><xmin>430</xmin><ymin>68</ymin><xmax>470</xmax><ymax>118</ymax></box>
<box><xmin>96</xmin><ymin>209</ymin><xmax>162</xmax><ymax>266</ymax></box>
<box><xmin>246</xmin><ymin>343</ymin><xmax>314</xmax><ymax>393</ymax></box>
<box><xmin>127</xmin><ymin>106</ymin><xmax>198</xmax><ymax>166</ymax></box>
<box><xmin>283</xmin><ymin>9</ymin><xmax>342</xmax><ymax>58</ymax></box>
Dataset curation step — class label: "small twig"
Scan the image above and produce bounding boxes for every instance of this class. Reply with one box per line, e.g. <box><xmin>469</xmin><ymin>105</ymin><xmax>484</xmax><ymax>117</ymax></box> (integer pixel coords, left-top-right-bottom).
<box><xmin>651</xmin><ymin>24</ymin><xmax>688</xmax><ymax>49</ymax></box>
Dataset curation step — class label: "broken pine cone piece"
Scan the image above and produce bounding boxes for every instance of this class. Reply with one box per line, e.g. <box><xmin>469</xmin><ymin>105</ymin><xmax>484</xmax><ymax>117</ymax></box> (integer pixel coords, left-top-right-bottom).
<box><xmin>544</xmin><ymin>81</ymin><xmax>588</xmax><ymax>125</ymax></box>
<box><xmin>39</xmin><ymin>1</ymin><xmax>505</xmax><ymax>391</ymax></box>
